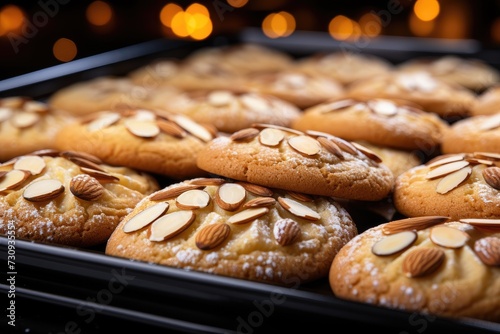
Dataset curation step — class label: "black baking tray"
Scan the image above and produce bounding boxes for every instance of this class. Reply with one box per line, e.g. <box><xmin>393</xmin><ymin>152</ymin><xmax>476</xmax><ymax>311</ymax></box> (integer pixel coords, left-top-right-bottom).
<box><xmin>1</xmin><ymin>29</ymin><xmax>500</xmax><ymax>334</ymax></box>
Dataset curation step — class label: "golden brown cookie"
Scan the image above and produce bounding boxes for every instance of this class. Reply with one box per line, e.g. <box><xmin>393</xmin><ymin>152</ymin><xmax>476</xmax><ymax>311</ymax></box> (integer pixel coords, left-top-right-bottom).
<box><xmin>147</xmin><ymin>90</ymin><xmax>301</xmax><ymax>134</ymax></box>
<box><xmin>54</xmin><ymin>108</ymin><xmax>216</xmax><ymax>179</ymax></box>
<box><xmin>393</xmin><ymin>153</ymin><xmax>500</xmax><ymax>219</ymax></box>
<box><xmin>295</xmin><ymin>51</ymin><xmax>393</xmax><ymax>86</ymax></box>
<box><xmin>291</xmin><ymin>98</ymin><xmax>448</xmax><ymax>151</ymax></box>
<box><xmin>0</xmin><ymin>96</ymin><xmax>75</xmax><ymax>162</ymax></box>
<box><xmin>441</xmin><ymin>113</ymin><xmax>500</xmax><ymax>154</ymax></box>
<box><xmin>347</xmin><ymin>71</ymin><xmax>477</xmax><ymax>119</ymax></box>
<box><xmin>105</xmin><ymin>177</ymin><xmax>358</xmax><ymax>286</ymax></box>
<box><xmin>329</xmin><ymin>216</ymin><xmax>500</xmax><ymax>322</ymax></box>
<box><xmin>0</xmin><ymin>150</ymin><xmax>159</xmax><ymax>247</ymax></box>
<box><xmin>471</xmin><ymin>85</ymin><xmax>500</xmax><ymax>116</ymax></box>
<box><xmin>244</xmin><ymin>70</ymin><xmax>345</xmax><ymax>109</ymax></box>
<box><xmin>196</xmin><ymin>124</ymin><xmax>394</xmax><ymax>201</ymax></box>
<box><xmin>398</xmin><ymin>56</ymin><xmax>500</xmax><ymax>92</ymax></box>
<box><xmin>128</xmin><ymin>58</ymin><xmax>181</xmax><ymax>87</ymax></box>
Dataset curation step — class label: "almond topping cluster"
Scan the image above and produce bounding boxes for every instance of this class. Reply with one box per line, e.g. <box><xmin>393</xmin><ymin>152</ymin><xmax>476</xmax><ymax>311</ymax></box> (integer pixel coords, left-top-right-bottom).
<box><xmin>0</xmin><ymin>149</ymin><xmax>118</xmax><ymax>202</ymax></box>
<box><xmin>230</xmin><ymin>124</ymin><xmax>382</xmax><ymax>164</ymax></box>
<box><xmin>82</xmin><ymin>109</ymin><xmax>215</xmax><ymax>142</ymax></box>
<box><xmin>122</xmin><ymin>178</ymin><xmax>328</xmax><ymax>250</ymax></box>
<box><xmin>424</xmin><ymin>152</ymin><xmax>500</xmax><ymax>194</ymax></box>
<box><xmin>372</xmin><ymin>216</ymin><xmax>500</xmax><ymax>278</ymax></box>
<box><xmin>316</xmin><ymin>98</ymin><xmax>424</xmax><ymax>118</ymax></box>
<box><xmin>0</xmin><ymin>97</ymin><xmax>52</xmax><ymax>129</ymax></box>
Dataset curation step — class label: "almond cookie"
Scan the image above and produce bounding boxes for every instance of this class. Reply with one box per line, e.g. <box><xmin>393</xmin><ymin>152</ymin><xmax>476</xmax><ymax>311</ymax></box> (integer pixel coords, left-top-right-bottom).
<box><xmin>0</xmin><ymin>150</ymin><xmax>159</xmax><ymax>247</ymax></box>
<box><xmin>471</xmin><ymin>85</ymin><xmax>500</xmax><ymax>116</ymax></box>
<box><xmin>347</xmin><ymin>71</ymin><xmax>476</xmax><ymax>119</ymax></box>
<box><xmin>54</xmin><ymin>108</ymin><xmax>216</xmax><ymax>179</ymax></box>
<box><xmin>295</xmin><ymin>51</ymin><xmax>393</xmax><ymax>86</ymax></box>
<box><xmin>196</xmin><ymin>124</ymin><xmax>394</xmax><ymax>201</ymax></box>
<box><xmin>244</xmin><ymin>70</ymin><xmax>345</xmax><ymax>109</ymax></box>
<box><xmin>393</xmin><ymin>152</ymin><xmax>500</xmax><ymax>219</ymax></box>
<box><xmin>398</xmin><ymin>56</ymin><xmax>500</xmax><ymax>92</ymax></box>
<box><xmin>441</xmin><ymin>113</ymin><xmax>500</xmax><ymax>154</ymax></box>
<box><xmin>105</xmin><ymin>177</ymin><xmax>357</xmax><ymax>286</ymax></box>
<box><xmin>128</xmin><ymin>58</ymin><xmax>181</xmax><ymax>87</ymax></box>
<box><xmin>291</xmin><ymin>98</ymin><xmax>448</xmax><ymax>151</ymax></box>
<box><xmin>0</xmin><ymin>96</ymin><xmax>75</xmax><ymax>162</ymax></box>
<box><xmin>147</xmin><ymin>90</ymin><xmax>301</xmax><ymax>134</ymax></box>
<box><xmin>329</xmin><ymin>217</ymin><xmax>500</xmax><ymax>322</ymax></box>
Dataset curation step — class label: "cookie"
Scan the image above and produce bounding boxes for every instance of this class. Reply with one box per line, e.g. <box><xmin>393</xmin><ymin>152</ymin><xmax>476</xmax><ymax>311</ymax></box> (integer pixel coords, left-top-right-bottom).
<box><xmin>295</xmin><ymin>51</ymin><xmax>393</xmax><ymax>86</ymax></box>
<box><xmin>393</xmin><ymin>152</ymin><xmax>500</xmax><ymax>219</ymax></box>
<box><xmin>244</xmin><ymin>70</ymin><xmax>345</xmax><ymax>109</ymax></box>
<box><xmin>196</xmin><ymin>124</ymin><xmax>394</xmax><ymax>201</ymax></box>
<box><xmin>147</xmin><ymin>90</ymin><xmax>301</xmax><ymax>134</ymax></box>
<box><xmin>471</xmin><ymin>85</ymin><xmax>500</xmax><ymax>116</ymax></box>
<box><xmin>441</xmin><ymin>113</ymin><xmax>500</xmax><ymax>154</ymax></box>
<box><xmin>128</xmin><ymin>58</ymin><xmax>181</xmax><ymax>87</ymax></box>
<box><xmin>329</xmin><ymin>216</ymin><xmax>500</xmax><ymax>322</ymax></box>
<box><xmin>0</xmin><ymin>150</ymin><xmax>159</xmax><ymax>247</ymax></box>
<box><xmin>398</xmin><ymin>56</ymin><xmax>500</xmax><ymax>92</ymax></box>
<box><xmin>291</xmin><ymin>98</ymin><xmax>448</xmax><ymax>151</ymax></box>
<box><xmin>0</xmin><ymin>96</ymin><xmax>75</xmax><ymax>162</ymax></box>
<box><xmin>105</xmin><ymin>177</ymin><xmax>358</xmax><ymax>286</ymax></box>
<box><xmin>54</xmin><ymin>108</ymin><xmax>216</xmax><ymax>179</ymax></box>
<box><xmin>347</xmin><ymin>71</ymin><xmax>476</xmax><ymax>119</ymax></box>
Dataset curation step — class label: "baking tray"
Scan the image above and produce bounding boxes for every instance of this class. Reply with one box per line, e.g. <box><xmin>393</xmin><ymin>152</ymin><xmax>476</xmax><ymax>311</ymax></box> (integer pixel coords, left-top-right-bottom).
<box><xmin>1</xmin><ymin>30</ymin><xmax>500</xmax><ymax>333</ymax></box>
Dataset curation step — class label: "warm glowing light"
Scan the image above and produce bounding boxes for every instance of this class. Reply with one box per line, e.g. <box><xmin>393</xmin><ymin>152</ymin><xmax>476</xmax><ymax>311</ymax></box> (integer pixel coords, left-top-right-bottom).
<box><xmin>414</xmin><ymin>0</ymin><xmax>440</xmax><ymax>22</ymax></box>
<box><xmin>0</xmin><ymin>5</ymin><xmax>24</xmax><ymax>36</ymax></box>
<box><xmin>227</xmin><ymin>0</ymin><xmax>248</xmax><ymax>8</ymax></box>
<box><xmin>329</xmin><ymin>15</ymin><xmax>354</xmax><ymax>41</ymax></box>
<box><xmin>359</xmin><ymin>12</ymin><xmax>382</xmax><ymax>37</ymax></box>
<box><xmin>262</xmin><ymin>11</ymin><xmax>295</xmax><ymax>39</ymax></box>
<box><xmin>171</xmin><ymin>11</ymin><xmax>192</xmax><ymax>37</ymax></box>
<box><xmin>409</xmin><ymin>12</ymin><xmax>435</xmax><ymax>36</ymax></box>
<box><xmin>190</xmin><ymin>15</ymin><xmax>213</xmax><ymax>40</ymax></box>
<box><xmin>86</xmin><ymin>1</ymin><xmax>113</xmax><ymax>26</ymax></box>
<box><xmin>492</xmin><ymin>18</ymin><xmax>500</xmax><ymax>43</ymax></box>
<box><xmin>53</xmin><ymin>38</ymin><xmax>77</xmax><ymax>62</ymax></box>
<box><xmin>160</xmin><ymin>3</ymin><xmax>182</xmax><ymax>28</ymax></box>
<box><xmin>186</xmin><ymin>3</ymin><xmax>209</xmax><ymax>16</ymax></box>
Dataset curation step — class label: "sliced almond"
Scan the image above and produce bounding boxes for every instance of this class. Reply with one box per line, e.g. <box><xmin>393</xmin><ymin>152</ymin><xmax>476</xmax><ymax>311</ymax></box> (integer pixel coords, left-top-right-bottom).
<box><xmin>286</xmin><ymin>191</ymin><xmax>314</xmax><ymax>202</ymax></box>
<box><xmin>0</xmin><ymin>171</ymin><xmax>7</xmax><ymax>179</ymax></box>
<box><xmin>278</xmin><ymin>197</ymin><xmax>321</xmax><ymax>221</ymax></box>
<box><xmin>150</xmin><ymin>184</ymin><xmax>205</xmax><ymax>201</ymax></box>
<box><xmin>372</xmin><ymin>230</ymin><xmax>417</xmax><ymax>256</ymax></box>
<box><xmin>70</xmin><ymin>174</ymin><xmax>104</xmax><ymax>201</ymax></box>
<box><xmin>426</xmin><ymin>160</ymin><xmax>470</xmax><ymax>179</ymax></box>
<box><xmin>241</xmin><ymin>94</ymin><xmax>269</xmax><ymax>112</ymax></box>
<box><xmin>483</xmin><ymin>167</ymin><xmax>500</xmax><ymax>190</ymax></box>
<box><xmin>466</xmin><ymin>157</ymin><xmax>494</xmax><ymax>166</ymax></box>
<box><xmin>189</xmin><ymin>178</ymin><xmax>226</xmax><ymax>186</ymax></box>
<box><xmin>478</xmin><ymin>114</ymin><xmax>500</xmax><ymax>131</ymax></box>
<box><xmin>125</xmin><ymin>120</ymin><xmax>160</xmax><ymax>138</ymax></box>
<box><xmin>171</xmin><ymin>114</ymin><xmax>213</xmax><ymax>142</ymax></box>
<box><xmin>195</xmin><ymin>223</ymin><xmax>231</xmax><ymax>250</ymax></box>
<box><xmin>328</xmin><ymin>136</ymin><xmax>358</xmax><ymax>155</ymax></box>
<box><xmin>230</xmin><ymin>128</ymin><xmax>260</xmax><ymax>141</ymax></box>
<box><xmin>425</xmin><ymin>154</ymin><xmax>465</xmax><ymax>168</ymax></box>
<box><xmin>123</xmin><ymin>202</ymin><xmax>169</xmax><ymax>233</ymax></box>
<box><xmin>460</xmin><ymin>218</ymin><xmax>500</xmax><ymax>232</ymax></box>
<box><xmin>0</xmin><ymin>107</ymin><xmax>13</xmax><ymax>122</ymax></box>
<box><xmin>86</xmin><ymin>112</ymin><xmax>121</xmax><ymax>131</ymax></box>
<box><xmin>252</xmin><ymin>123</ymin><xmax>303</xmax><ymax>136</ymax></box>
<box><xmin>351</xmin><ymin>142</ymin><xmax>383</xmax><ymax>163</ymax></box>
<box><xmin>382</xmin><ymin>216</ymin><xmax>450</xmax><ymax>235</ymax></box>
<box><xmin>435</xmin><ymin>166</ymin><xmax>471</xmax><ymax>194</ymax></box>
<box><xmin>318</xmin><ymin>99</ymin><xmax>357</xmax><ymax>113</ymax></box>
<box><xmin>10</xmin><ymin>111</ymin><xmax>39</xmax><ymax>128</ymax></box>
<box><xmin>29</xmin><ymin>149</ymin><xmax>61</xmax><ymax>157</ymax></box>
<box><xmin>24</xmin><ymin>100</ymin><xmax>49</xmax><ymax>113</ymax></box>
<box><xmin>69</xmin><ymin>157</ymin><xmax>105</xmax><ymax>172</ymax></box>
<box><xmin>148</xmin><ymin>210</ymin><xmax>195</xmax><ymax>241</ymax></box>
<box><xmin>13</xmin><ymin>155</ymin><xmax>46</xmax><ymax>175</ymax></box>
<box><xmin>242</xmin><ymin>197</ymin><xmax>276</xmax><ymax>208</ymax></box>
<box><xmin>316</xmin><ymin>137</ymin><xmax>344</xmax><ymax>159</ymax></box>
<box><xmin>60</xmin><ymin>151</ymin><xmax>102</xmax><ymax>164</ymax></box>
<box><xmin>367</xmin><ymin>99</ymin><xmax>398</xmax><ymax>116</ymax></box>
<box><xmin>79</xmin><ymin>167</ymin><xmax>119</xmax><ymax>183</ymax></box>
<box><xmin>0</xmin><ymin>170</ymin><xmax>31</xmax><ymax>192</ymax></box>
<box><xmin>215</xmin><ymin>183</ymin><xmax>246</xmax><ymax>211</ymax></box>
<box><xmin>237</xmin><ymin>182</ymin><xmax>273</xmax><ymax>197</ymax></box>
<box><xmin>1</xmin><ymin>96</ymin><xmax>25</xmax><ymax>108</ymax></box>
<box><xmin>429</xmin><ymin>225</ymin><xmax>469</xmax><ymax>248</ymax></box>
<box><xmin>273</xmin><ymin>218</ymin><xmax>301</xmax><ymax>246</ymax></box>
<box><xmin>130</xmin><ymin>109</ymin><xmax>156</xmax><ymax>121</ymax></box>
<box><xmin>207</xmin><ymin>90</ymin><xmax>234</xmax><ymax>107</ymax></box>
<box><xmin>288</xmin><ymin>135</ymin><xmax>321</xmax><ymax>156</ymax></box>
<box><xmin>474</xmin><ymin>237</ymin><xmax>500</xmax><ymax>266</ymax></box>
<box><xmin>259</xmin><ymin>128</ymin><xmax>285</xmax><ymax>147</ymax></box>
<box><xmin>473</xmin><ymin>152</ymin><xmax>500</xmax><ymax>161</ymax></box>
<box><xmin>176</xmin><ymin>189</ymin><xmax>210</xmax><ymax>210</ymax></box>
<box><xmin>23</xmin><ymin>179</ymin><xmax>64</xmax><ymax>202</ymax></box>
<box><xmin>227</xmin><ymin>207</ymin><xmax>269</xmax><ymax>225</ymax></box>
<box><xmin>402</xmin><ymin>247</ymin><xmax>445</xmax><ymax>278</ymax></box>
<box><xmin>157</xmin><ymin>119</ymin><xmax>187</xmax><ymax>138</ymax></box>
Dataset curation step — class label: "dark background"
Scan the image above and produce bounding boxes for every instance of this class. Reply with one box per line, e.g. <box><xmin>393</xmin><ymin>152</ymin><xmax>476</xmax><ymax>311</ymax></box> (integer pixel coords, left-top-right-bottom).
<box><xmin>0</xmin><ymin>0</ymin><xmax>499</xmax><ymax>80</ymax></box>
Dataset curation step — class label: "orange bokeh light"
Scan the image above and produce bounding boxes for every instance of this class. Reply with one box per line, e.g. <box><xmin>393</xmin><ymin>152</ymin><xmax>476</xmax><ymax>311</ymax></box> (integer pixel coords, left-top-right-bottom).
<box><xmin>165</xmin><ymin>3</ymin><xmax>212</xmax><ymax>40</ymax></box>
<box><xmin>86</xmin><ymin>1</ymin><xmax>113</xmax><ymax>26</ymax></box>
<box><xmin>409</xmin><ymin>12</ymin><xmax>435</xmax><ymax>36</ymax></box>
<box><xmin>262</xmin><ymin>11</ymin><xmax>295</xmax><ymax>39</ymax></box>
<box><xmin>160</xmin><ymin>3</ymin><xmax>182</xmax><ymax>28</ymax></box>
<box><xmin>492</xmin><ymin>17</ymin><xmax>500</xmax><ymax>44</ymax></box>
<box><xmin>329</xmin><ymin>15</ymin><xmax>354</xmax><ymax>41</ymax></box>
<box><xmin>414</xmin><ymin>0</ymin><xmax>440</xmax><ymax>22</ymax></box>
<box><xmin>53</xmin><ymin>38</ymin><xmax>77</xmax><ymax>62</ymax></box>
<box><xmin>359</xmin><ymin>12</ymin><xmax>382</xmax><ymax>37</ymax></box>
<box><xmin>0</xmin><ymin>5</ymin><xmax>24</xmax><ymax>36</ymax></box>
<box><xmin>227</xmin><ymin>0</ymin><xmax>248</xmax><ymax>8</ymax></box>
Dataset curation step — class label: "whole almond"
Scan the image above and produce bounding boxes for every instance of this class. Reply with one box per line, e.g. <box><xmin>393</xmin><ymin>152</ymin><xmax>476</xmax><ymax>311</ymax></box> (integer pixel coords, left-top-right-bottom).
<box><xmin>474</xmin><ymin>237</ymin><xmax>500</xmax><ymax>266</ymax></box>
<box><xmin>483</xmin><ymin>167</ymin><xmax>500</xmax><ymax>190</ymax></box>
<box><xmin>230</xmin><ymin>128</ymin><xmax>260</xmax><ymax>141</ymax></box>
<box><xmin>402</xmin><ymin>247</ymin><xmax>445</xmax><ymax>278</ymax></box>
<box><xmin>195</xmin><ymin>223</ymin><xmax>231</xmax><ymax>250</ymax></box>
<box><xmin>70</xmin><ymin>174</ymin><xmax>104</xmax><ymax>201</ymax></box>
<box><xmin>273</xmin><ymin>219</ymin><xmax>301</xmax><ymax>246</ymax></box>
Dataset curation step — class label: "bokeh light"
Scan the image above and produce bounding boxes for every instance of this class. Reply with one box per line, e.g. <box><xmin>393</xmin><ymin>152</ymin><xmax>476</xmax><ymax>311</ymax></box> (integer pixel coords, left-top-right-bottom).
<box><xmin>492</xmin><ymin>17</ymin><xmax>500</xmax><ymax>43</ymax></box>
<box><xmin>359</xmin><ymin>12</ymin><xmax>382</xmax><ymax>37</ymax></box>
<box><xmin>163</xmin><ymin>3</ymin><xmax>212</xmax><ymax>40</ymax></box>
<box><xmin>160</xmin><ymin>3</ymin><xmax>182</xmax><ymax>28</ymax></box>
<box><xmin>86</xmin><ymin>1</ymin><xmax>113</xmax><ymax>26</ymax></box>
<box><xmin>227</xmin><ymin>0</ymin><xmax>248</xmax><ymax>8</ymax></box>
<box><xmin>53</xmin><ymin>38</ymin><xmax>77</xmax><ymax>62</ymax></box>
<box><xmin>262</xmin><ymin>11</ymin><xmax>296</xmax><ymax>39</ymax></box>
<box><xmin>414</xmin><ymin>0</ymin><xmax>440</xmax><ymax>22</ymax></box>
<box><xmin>329</xmin><ymin>15</ymin><xmax>354</xmax><ymax>41</ymax></box>
<box><xmin>0</xmin><ymin>5</ymin><xmax>24</xmax><ymax>36</ymax></box>
<box><xmin>409</xmin><ymin>12</ymin><xmax>435</xmax><ymax>36</ymax></box>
